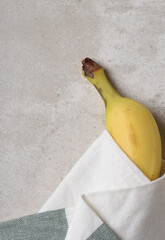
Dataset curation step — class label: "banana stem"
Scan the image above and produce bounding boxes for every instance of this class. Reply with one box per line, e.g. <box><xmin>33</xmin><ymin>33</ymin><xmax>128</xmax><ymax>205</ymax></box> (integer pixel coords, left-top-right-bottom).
<box><xmin>82</xmin><ymin>58</ymin><xmax>121</xmax><ymax>105</ymax></box>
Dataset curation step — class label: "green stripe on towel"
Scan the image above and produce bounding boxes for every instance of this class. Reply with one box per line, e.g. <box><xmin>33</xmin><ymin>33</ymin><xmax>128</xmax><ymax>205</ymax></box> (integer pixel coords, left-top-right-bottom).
<box><xmin>0</xmin><ymin>209</ymin><xmax>68</xmax><ymax>240</ymax></box>
<box><xmin>87</xmin><ymin>223</ymin><xmax>119</xmax><ymax>240</ymax></box>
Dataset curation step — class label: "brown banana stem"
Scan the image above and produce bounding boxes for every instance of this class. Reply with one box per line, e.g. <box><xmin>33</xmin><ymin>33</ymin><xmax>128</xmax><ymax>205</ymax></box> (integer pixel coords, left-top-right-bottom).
<box><xmin>82</xmin><ymin>58</ymin><xmax>101</xmax><ymax>78</ymax></box>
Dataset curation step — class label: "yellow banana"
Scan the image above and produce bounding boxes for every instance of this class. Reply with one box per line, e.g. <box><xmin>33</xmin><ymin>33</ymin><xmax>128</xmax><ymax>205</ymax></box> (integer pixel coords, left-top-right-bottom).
<box><xmin>82</xmin><ymin>58</ymin><xmax>162</xmax><ymax>181</ymax></box>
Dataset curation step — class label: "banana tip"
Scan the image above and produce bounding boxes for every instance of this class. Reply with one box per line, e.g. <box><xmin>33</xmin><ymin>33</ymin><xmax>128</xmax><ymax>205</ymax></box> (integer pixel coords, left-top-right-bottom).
<box><xmin>81</xmin><ymin>57</ymin><xmax>101</xmax><ymax>78</ymax></box>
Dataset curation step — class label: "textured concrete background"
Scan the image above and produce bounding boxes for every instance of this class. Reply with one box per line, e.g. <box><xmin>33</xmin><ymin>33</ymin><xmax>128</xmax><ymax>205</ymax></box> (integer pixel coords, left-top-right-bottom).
<box><xmin>0</xmin><ymin>0</ymin><xmax>165</xmax><ymax>221</ymax></box>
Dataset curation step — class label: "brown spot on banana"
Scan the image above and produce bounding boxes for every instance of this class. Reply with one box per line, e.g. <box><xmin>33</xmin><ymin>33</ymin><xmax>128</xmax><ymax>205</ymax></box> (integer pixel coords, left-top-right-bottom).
<box><xmin>128</xmin><ymin>123</ymin><xmax>138</xmax><ymax>146</ymax></box>
<box><xmin>124</xmin><ymin>108</ymin><xmax>131</xmax><ymax>113</ymax></box>
<box><xmin>94</xmin><ymin>85</ymin><xmax>107</xmax><ymax>107</ymax></box>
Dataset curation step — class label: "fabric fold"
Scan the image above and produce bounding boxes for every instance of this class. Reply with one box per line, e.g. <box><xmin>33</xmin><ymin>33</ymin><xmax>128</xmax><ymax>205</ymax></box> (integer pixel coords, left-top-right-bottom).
<box><xmin>39</xmin><ymin>130</ymin><xmax>150</xmax><ymax>213</ymax></box>
<box><xmin>39</xmin><ymin>129</ymin><xmax>165</xmax><ymax>239</ymax></box>
<box><xmin>83</xmin><ymin>174</ymin><xmax>165</xmax><ymax>240</ymax></box>
<box><xmin>0</xmin><ymin>129</ymin><xmax>165</xmax><ymax>240</ymax></box>
<box><xmin>65</xmin><ymin>197</ymin><xmax>120</xmax><ymax>240</ymax></box>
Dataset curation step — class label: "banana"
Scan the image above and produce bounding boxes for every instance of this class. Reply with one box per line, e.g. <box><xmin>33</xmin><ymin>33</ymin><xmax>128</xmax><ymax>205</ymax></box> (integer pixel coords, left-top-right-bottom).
<box><xmin>82</xmin><ymin>58</ymin><xmax>162</xmax><ymax>181</ymax></box>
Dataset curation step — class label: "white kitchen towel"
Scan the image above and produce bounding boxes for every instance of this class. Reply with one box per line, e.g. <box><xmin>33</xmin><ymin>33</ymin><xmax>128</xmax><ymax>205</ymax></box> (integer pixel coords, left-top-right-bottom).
<box><xmin>39</xmin><ymin>129</ymin><xmax>165</xmax><ymax>240</ymax></box>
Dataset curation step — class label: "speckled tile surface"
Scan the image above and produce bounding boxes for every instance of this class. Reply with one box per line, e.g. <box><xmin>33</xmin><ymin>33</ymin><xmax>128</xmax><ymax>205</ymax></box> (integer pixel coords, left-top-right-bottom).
<box><xmin>0</xmin><ymin>0</ymin><xmax>165</xmax><ymax>221</ymax></box>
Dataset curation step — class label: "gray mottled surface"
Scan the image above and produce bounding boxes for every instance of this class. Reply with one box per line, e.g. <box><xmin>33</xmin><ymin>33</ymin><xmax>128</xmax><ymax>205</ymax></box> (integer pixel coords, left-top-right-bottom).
<box><xmin>0</xmin><ymin>0</ymin><xmax>165</xmax><ymax>221</ymax></box>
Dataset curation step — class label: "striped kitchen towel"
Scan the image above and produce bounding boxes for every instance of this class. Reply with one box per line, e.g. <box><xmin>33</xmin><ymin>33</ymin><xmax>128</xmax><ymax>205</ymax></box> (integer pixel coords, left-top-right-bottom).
<box><xmin>1</xmin><ymin>129</ymin><xmax>165</xmax><ymax>239</ymax></box>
